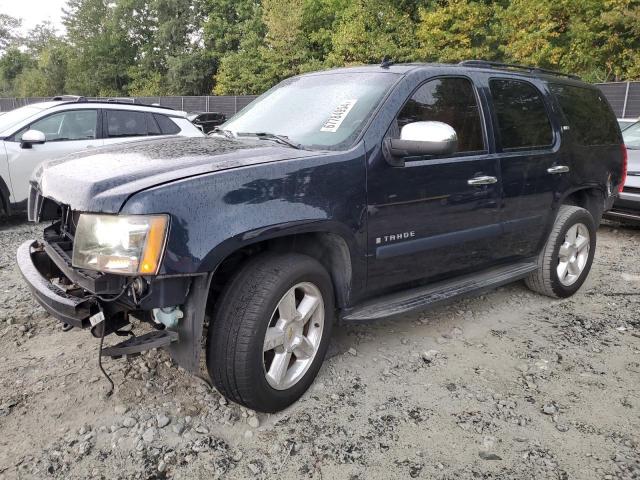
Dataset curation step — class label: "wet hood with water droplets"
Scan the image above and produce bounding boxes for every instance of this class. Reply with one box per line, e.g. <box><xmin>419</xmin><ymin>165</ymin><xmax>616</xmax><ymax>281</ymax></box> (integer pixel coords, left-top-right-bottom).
<box><xmin>32</xmin><ymin>136</ymin><xmax>320</xmax><ymax>213</ymax></box>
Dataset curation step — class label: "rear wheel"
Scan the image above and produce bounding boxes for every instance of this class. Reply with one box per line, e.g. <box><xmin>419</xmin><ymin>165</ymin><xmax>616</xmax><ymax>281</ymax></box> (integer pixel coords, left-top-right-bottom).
<box><xmin>207</xmin><ymin>253</ymin><xmax>334</xmax><ymax>412</ymax></box>
<box><xmin>525</xmin><ymin>205</ymin><xmax>596</xmax><ymax>298</ymax></box>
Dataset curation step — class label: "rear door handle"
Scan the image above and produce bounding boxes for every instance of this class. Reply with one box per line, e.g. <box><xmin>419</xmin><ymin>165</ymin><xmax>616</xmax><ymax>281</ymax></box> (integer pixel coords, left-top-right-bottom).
<box><xmin>547</xmin><ymin>165</ymin><xmax>570</xmax><ymax>174</ymax></box>
<box><xmin>467</xmin><ymin>176</ymin><xmax>498</xmax><ymax>186</ymax></box>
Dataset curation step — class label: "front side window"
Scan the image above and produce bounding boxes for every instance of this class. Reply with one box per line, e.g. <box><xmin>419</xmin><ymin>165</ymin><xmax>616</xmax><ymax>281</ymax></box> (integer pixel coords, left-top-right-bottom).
<box><xmin>222</xmin><ymin>72</ymin><xmax>399</xmax><ymax>150</ymax></box>
<box><xmin>489</xmin><ymin>79</ymin><xmax>553</xmax><ymax>150</ymax></box>
<box><xmin>550</xmin><ymin>83</ymin><xmax>621</xmax><ymax>146</ymax></box>
<box><xmin>27</xmin><ymin>109</ymin><xmax>98</xmax><ymax>141</ymax></box>
<box><xmin>395</xmin><ymin>77</ymin><xmax>485</xmax><ymax>153</ymax></box>
<box><xmin>106</xmin><ymin>110</ymin><xmax>148</xmax><ymax>138</ymax></box>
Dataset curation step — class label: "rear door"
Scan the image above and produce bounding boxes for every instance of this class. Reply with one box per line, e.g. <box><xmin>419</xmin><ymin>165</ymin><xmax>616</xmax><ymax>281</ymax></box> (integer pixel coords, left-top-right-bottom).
<box><xmin>4</xmin><ymin>108</ymin><xmax>102</xmax><ymax>203</ymax></box>
<box><xmin>102</xmin><ymin>109</ymin><xmax>162</xmax><ymax>146</ymax></box>
<box><xmin>484</xmin><ymin>77</ymin><xmax>563</xmax><ymax>260</ymax></box>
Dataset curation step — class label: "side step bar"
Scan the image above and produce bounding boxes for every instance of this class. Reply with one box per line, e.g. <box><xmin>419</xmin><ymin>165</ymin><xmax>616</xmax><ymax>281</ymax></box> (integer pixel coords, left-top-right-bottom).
<box><xmin>341</xmin><ymin>261</ymin><xmax>537</xmax><ymax>323</ymax></box>
<box><xmin>102</xmin><ymin>330</ymin><xmax>178</xmax><ymax>358</ymax></box>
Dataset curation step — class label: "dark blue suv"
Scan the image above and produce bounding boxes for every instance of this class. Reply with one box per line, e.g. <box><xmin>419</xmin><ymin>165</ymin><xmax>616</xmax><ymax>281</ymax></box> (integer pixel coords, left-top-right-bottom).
<box><xmin>17</xmin><ymin>61</ymin><xmax>625</xmax><ymax>412</ymax></box>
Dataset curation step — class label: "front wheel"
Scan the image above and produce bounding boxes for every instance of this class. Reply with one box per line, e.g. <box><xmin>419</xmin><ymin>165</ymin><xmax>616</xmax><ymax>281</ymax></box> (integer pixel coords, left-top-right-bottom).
<box><xmin>207</xmin><ymin>253</ymin><xmax>334</xmax><ymax>412</ymax></box>
<box><xmin>525</xmin><ymin>205</ymin><xmax>596</xmax><ymax>298</ymax></box>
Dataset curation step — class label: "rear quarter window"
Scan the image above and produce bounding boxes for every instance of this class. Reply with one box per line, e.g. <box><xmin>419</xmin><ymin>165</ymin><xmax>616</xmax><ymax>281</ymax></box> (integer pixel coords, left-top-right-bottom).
<box><xmin>549</xmin><ymin>84</ymin><xmax>620</xmax><ymax>145</ymax></box>
<box><xmin>154</xmin><ymin>114</ymin><xmax>181</xmax><ymax>135</ymax></box>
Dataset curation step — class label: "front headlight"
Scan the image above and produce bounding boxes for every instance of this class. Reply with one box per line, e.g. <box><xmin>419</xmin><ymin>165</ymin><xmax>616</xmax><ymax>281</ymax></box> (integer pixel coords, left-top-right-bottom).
<box><xmin>72</xmin><ymin>214</ymin><xmax>169</xmax><ymax>275</ymax></box>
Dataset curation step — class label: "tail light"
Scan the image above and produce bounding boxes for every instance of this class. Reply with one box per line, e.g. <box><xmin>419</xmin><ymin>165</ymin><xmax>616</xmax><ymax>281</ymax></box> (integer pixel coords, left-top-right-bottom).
<box><xmin>619</xmin><ymin>143</ymin><xmax>628</xmax><ymax>193</ymax></box>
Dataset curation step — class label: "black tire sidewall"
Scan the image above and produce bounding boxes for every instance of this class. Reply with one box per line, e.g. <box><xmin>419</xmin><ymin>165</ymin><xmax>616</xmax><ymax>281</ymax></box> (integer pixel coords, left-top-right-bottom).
<box><xmin>212</xmin><ymin>254</ymin><xmax>335</xmax><ymax>412</ymax></box>
<box><xmin>549</xmin><ymin>209</ymin><xmax>597</xmax><ymax>298</ymax></box>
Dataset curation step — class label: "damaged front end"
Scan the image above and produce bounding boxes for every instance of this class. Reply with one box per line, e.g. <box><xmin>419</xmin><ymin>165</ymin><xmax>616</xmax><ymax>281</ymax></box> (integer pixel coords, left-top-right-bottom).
<box><xmin>18</xmin><ymin>191</ymin><xmax>211</xmax><ymax>376</ymax></box>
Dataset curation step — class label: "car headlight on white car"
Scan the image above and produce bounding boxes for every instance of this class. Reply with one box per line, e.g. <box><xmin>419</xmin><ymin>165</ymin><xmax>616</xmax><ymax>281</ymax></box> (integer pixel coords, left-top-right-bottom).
<box><xmin>72</xmin><ymin>214</ymin><xmax>169</xmax><ymax>275</ymax></box>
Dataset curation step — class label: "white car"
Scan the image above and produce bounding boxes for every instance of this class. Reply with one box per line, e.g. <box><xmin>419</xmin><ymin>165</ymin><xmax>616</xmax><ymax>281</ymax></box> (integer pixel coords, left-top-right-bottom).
<box><xmin>0</xmin><ymin>97</ymin><xmax>204</xmax><ymax>215</ymax></box>
<box><xmin>618</xmin><ymin>118</ymin><xmax>637</xmax><ymax>131</ymax></box>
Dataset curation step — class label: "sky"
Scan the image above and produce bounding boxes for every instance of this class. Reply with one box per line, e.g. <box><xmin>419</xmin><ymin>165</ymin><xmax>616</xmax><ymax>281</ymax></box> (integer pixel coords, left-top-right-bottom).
<box><xmin>0</xmin><ymin>0</ymin><xmax>68</xmax><ymax>35</ymax></box>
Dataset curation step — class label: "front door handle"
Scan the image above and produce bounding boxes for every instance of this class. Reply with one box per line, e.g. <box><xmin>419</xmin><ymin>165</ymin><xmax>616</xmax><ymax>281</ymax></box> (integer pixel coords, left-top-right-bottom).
<box><xmin>547</xmin><ymin>165</ymin><xmax>570</xmax><ymax>174</ymax></box>
<box><xmin>467</xmin><ymin>176</ymin><xmax>498</xmax><ymax>186</ymax></box>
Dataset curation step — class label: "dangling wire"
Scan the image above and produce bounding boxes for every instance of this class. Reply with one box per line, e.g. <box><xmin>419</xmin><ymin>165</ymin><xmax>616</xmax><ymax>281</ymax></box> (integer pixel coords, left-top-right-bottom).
<box><xmin>97</xmin><ymin>316</ymin><xmax>114</xmax><ymax>397</ymax></box>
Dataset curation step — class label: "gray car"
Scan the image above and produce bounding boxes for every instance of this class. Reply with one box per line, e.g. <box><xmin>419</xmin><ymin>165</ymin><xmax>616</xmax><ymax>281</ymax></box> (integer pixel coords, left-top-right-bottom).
<box><xmin>608</xmin><ymin>121</ymin><xmax>640</xmax><ymax>223</ymax></box>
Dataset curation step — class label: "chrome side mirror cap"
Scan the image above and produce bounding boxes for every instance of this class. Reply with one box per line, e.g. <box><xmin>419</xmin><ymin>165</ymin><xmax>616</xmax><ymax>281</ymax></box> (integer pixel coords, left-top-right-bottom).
<box><xmin>384</xmin><ymin>121</ymin><xmax>458</xmax><ymax>166</ymax></box>
<box><xmin>20</xmin><ymin>129</ymin><xmax>46</xmax><ymax>149</ymax></box>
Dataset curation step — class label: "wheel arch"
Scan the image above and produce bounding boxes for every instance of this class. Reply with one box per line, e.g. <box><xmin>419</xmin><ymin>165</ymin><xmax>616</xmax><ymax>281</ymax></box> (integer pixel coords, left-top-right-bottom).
<box><xmin>0</xmin><ymin>175</ymin><xmax>11</xmax><ymax>216</ymax></box>
<box><xmin>205</xmin><ymin>223</ymin><xmax>359</xmax><ymax>311</ymax></box>
<box><xmin>559</xmin><ymin>186</ymin><xmax>606</xmax><ymax>226</ymax></box>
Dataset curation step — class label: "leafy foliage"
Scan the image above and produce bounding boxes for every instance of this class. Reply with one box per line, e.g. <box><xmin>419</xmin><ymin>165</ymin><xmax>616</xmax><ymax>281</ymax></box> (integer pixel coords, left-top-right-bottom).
<box><xmin>1</xmin><ymin>0</ymin><xmax>639</xmax><ymax>97</ymax></box>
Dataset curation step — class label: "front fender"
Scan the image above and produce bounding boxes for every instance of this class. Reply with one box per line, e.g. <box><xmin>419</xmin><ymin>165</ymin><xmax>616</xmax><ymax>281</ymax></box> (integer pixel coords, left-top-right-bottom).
<box><xmin>121</xmin><ymin>145</ymin><xmax>368</xmax><ymax>279</ymax></box>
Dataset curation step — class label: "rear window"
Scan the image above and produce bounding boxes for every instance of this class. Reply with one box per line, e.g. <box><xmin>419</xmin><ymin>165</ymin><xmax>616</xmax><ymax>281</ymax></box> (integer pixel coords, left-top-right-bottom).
<box><xmin>549</xmin><ymin>84</ymin><xmax>620</xmax><ymax>145</ymax></box>
<box><xmin>489</xmin><ymin>79</ymin><xmax>553</xmax><ymax>150</ymax></box>
<box><xmin>154</xmin><ymin>114</ymin><xmax>180</xmax><ymax>134</ymax></box>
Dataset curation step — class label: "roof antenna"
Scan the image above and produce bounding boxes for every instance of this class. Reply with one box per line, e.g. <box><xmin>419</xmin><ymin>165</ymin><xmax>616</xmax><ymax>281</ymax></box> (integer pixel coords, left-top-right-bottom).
<box><xmin>380</xmin><ymin>56</ymin><xmax>394</xmax><ymax>69</ymax></box>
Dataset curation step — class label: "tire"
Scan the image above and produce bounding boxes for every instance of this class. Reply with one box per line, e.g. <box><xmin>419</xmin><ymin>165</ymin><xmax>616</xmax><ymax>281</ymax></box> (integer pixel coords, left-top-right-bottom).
<box><xmin>525</xmin><ymin>205</ymin><xmax>596</xmax><ymax>298</ymax></box>
<box><xmin>207</xmin><ymin>253</ymin><xmax>334</xmax><ymax>412</ymax></box>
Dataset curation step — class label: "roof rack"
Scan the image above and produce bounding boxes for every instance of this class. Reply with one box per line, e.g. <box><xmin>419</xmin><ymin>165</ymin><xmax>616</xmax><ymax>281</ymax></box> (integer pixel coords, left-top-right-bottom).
<box><xmin>51</xmin><ymin>95</ymin><xmax>86</xmax><ymax>102</ymax></box>
<box><xmin>459</xmin><ymin>60</ymin><xmax>581</xmax><ymax>80</ymax></box>
<box><xmin>51</xmin><ymin>96</ymin><xmax>176</xmax><ymax>111</ymax></box>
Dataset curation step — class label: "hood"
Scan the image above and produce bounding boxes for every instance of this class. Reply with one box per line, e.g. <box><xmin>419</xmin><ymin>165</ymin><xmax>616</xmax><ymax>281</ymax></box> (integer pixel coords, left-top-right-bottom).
<box><xmin>626</xmin><ymin>148</ymin><xmax>640</xmax><ymax>189</ymax></box>
<box><xmin>33</xmin><ymin>136</ymin><xmax>319</xmax><ymax>213</ymax></box>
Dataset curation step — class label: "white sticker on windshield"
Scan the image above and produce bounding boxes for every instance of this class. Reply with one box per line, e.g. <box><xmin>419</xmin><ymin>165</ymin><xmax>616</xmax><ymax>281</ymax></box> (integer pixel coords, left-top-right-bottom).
<box><xmin>321</xmin><ymin>99</ymin><xmax>358</xmax><ymax>132</ymax></box>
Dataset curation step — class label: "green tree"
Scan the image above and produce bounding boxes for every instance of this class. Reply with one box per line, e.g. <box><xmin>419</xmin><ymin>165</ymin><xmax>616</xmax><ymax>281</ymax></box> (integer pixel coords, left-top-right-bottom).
<box><xmin>328</xmin><ymin>0</ymin><xmax>417</xmax><ymax>65</ymax></box>
<box><xmin>13</xmin><ymin>39</ymin><xmax>70</xmax><ymax>96</ymax></box>
<box><xmin>0</xmin><ymin>14</ymin><xmax>21</xmax><ymax>53</ymax></box>
<box><xmin>0</xmin><ymin>47</ymin><xmax>33</xmax><ymax>95</ymax></box>
<box><xmin>63</xmin><ymin>0</ymin><xmax>138</xmax><ymax>95</ymax></box>
<box><xmin>416</xmin><ymin>0</ymin><xmax>498</xmax><ymax>63</ymax></box>
<box><xmin>213</xmin><ymin>13</ymin><xmax>269</xmax><ymax>94</ymax></box>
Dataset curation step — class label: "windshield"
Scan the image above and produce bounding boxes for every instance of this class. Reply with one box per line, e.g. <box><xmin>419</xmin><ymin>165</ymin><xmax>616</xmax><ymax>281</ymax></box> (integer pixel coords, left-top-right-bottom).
<box><xmin>222</xmin><ymin>72</ymin><xmax>399</xmax><ymax>150</ymax></box>
<box><xmin>0</xmin><ymin>105</ymin><xmax>44</xmax><ymax>134</ymax></box>
<box><xmin>623</xmin><ymin>122</ymin><xmax>640</xmax><ymax>149</ymax></box>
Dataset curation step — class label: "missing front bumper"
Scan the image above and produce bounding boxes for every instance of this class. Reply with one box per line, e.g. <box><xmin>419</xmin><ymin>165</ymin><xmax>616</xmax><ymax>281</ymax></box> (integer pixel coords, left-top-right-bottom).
<box><xmin>16</xmin><ymin>238</ymin><xmax>213</xmax><ymax>373</ymax></box>
<box><xmin>16</xmin><ymin>240</ymin><xmax>96</xmax><ymax>328</ymax></box>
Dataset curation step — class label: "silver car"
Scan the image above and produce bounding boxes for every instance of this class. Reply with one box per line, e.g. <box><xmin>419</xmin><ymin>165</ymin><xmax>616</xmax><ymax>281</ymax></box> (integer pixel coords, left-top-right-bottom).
<box><xmin>0</xmin><ymin>98</ymin><xmax>203</xmax><ymax>215</ymax></box>
<box><xmin>608</xmin><ymin>121</ymin><xmax>640</xmax><ymax>223</ymax></box>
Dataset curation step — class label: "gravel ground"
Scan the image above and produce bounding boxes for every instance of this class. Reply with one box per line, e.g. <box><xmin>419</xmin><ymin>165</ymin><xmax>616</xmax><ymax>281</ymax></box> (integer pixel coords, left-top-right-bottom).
<box><xmin>0</xmin><ymin>218</ymin><xmax>639</xmax><ymax>480</ymax></box>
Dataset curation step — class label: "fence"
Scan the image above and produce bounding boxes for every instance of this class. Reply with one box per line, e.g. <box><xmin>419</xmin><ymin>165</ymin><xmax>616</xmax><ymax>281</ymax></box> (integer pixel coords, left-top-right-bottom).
<box><xmin>1</xmin><ymin>83</ymin><xmax>639</xmax><ymax>118</ymax></box>
<box><xmin>0</xmin><ymin>95</ymin><xmax>259</xmax><ymax>118</ymax></box>
<box><xmin>595</xmin><ymin>82</ymin><xmax>639</xmax><ymax>119</ymax></box>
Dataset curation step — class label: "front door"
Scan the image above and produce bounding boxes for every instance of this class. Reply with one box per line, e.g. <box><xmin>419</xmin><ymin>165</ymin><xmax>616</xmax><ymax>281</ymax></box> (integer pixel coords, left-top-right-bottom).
<box><xmin>5</xmin><ymin>108</ymin><xmax>102</xmax><ymax>203</ymax></box>
<box><xmin>366</xmin><ymin>76</ymin><xmax>502</xmax><ymax>293</ymax></box>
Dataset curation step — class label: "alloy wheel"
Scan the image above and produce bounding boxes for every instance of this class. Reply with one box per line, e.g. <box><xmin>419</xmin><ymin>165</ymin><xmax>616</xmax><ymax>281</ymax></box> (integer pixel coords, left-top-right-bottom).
<box><xmin>557</xmin><ymin>222</ymin><xmax>590</xmax><ymax>286</ymax></box>
<box><xmin>262</xmin><ymin>282</ymin><xmax>325</xmax><ymax>390</ymax></box>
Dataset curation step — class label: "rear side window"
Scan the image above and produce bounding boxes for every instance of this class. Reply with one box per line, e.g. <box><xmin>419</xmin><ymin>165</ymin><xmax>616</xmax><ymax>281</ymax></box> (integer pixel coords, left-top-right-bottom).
<box><xmin>549</xmin><ymin>84</ymin><xmax>620</xmax><ymax>145</ymax></box>
<box><xmin>489</xmin><ymin>79</ymin><xmax>553</xmax><ymax>150</ymax></box>
<box><xmin>396</xmin><ymin>77</ymin><xmax>485</xmax><ymax>153</ymax></box>
<box><xmin>154</xmin><ymin>114</ymin><xmax>180</xmax><ymax>134</ymax></box>
<box><xmin>106</xmin><ymin>110</ymin><xmax>147</xmax><ymax>138</ymax></box>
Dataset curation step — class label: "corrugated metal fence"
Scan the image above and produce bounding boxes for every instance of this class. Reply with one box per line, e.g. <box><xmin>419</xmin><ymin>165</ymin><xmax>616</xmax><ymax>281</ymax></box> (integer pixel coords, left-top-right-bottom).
<box><xmin>1</xmin><ymin>83</ymin><xmax>638</xmax><ymax>118</ymax></box>
<box><xmin>595</xmin><ymin>82</ymin><xmax>639</xmax><ymax>119</ymax></box>
<box><xmin>0</xmin><ymin>95</ymin><xmax>259</xmax><ymax>117</ymax></box>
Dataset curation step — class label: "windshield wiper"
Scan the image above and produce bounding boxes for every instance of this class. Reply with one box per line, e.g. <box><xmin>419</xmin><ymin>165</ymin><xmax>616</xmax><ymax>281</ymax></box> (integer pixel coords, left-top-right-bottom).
<box><xmin>211</xmin><ymin>127</ymin><xmax>235</xmax><ymax>139</ymax></box>
<box><xmin>238</xmin><ymin>132</ymin><xmax>303</xmax><ymax>150</ymax></box>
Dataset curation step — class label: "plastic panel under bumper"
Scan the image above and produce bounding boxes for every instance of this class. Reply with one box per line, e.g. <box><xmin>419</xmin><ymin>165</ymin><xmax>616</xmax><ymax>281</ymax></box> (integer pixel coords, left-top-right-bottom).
<box><xmin>16</xmin><ymin>239</ymin><xmax>96</xmax><ymax>328</ymax></box>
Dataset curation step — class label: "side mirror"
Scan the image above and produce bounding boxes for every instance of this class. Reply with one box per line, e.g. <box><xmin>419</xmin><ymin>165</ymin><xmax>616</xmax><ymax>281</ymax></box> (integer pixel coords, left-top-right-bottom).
<box><xmin>20</xmin><ymin>129</ymin><xmax>46</xmax><ymax>149</ymax></box>
<box><xmin>384</xmin><ymin>121</ymin><xmax>458</xmax><ymax>166</ymax></box>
